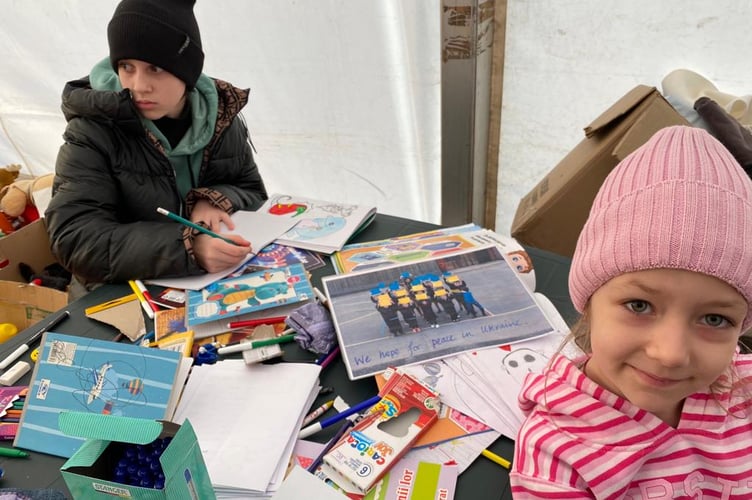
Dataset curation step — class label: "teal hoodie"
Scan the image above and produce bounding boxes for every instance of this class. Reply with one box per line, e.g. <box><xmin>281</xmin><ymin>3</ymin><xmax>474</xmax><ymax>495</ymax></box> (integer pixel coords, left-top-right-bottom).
<box><xmin>89</xmin><ymin>58</ymin><xmax>219</xmax><ymax>198</ymax></box>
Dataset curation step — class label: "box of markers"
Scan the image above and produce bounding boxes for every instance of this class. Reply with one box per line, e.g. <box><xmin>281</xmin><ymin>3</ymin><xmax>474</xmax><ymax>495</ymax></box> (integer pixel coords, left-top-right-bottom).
<box><xmin>321</xmin><ymin>369</ymin><xmax>440</xmax><ymax>493</ymax></box>
<box><xmin>59</xmin><ymin>413</ymin><xmax>215</xmax><ymax>500</ymax></box>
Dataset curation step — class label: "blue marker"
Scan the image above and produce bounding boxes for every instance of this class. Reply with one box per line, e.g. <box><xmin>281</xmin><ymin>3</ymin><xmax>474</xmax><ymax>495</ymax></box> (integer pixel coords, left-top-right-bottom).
<box><xmin>298</xmin><ymin>394</ymin><xmax>381</xmax><ymax>439</ymax></box>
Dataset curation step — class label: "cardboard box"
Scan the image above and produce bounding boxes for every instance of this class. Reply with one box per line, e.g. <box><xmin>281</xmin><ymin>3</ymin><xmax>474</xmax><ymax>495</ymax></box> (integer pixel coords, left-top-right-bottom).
<box><xmin>510</xmin><ymin>85</ymin><xmax>689</xmax><ymax>257</ymax></box>
<box><xmin>59</xmin><ymin>413</ymin><xmax>216</xmax><ymax>500</ymax></box>
<box><xmin>0</xmin><ymin>218</ymin><xmax>68</xmax><ymax>330</ymax></box>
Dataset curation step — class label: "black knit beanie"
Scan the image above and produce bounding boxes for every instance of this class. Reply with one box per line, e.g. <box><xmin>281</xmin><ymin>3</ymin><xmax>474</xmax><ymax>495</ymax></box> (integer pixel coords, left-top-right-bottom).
<box><xmin>107</xmin><ymin>0</ymin><xmax>204</xmax><ymax>89</ymax></box>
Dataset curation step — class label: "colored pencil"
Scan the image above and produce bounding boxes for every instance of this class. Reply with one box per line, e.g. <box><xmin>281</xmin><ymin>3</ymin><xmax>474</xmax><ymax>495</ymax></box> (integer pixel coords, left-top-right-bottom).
<box><xmin>157</xmin><ymin>207</ymin><xmax>239</xmax><ymax>246</ymax></box>
<box><xmin>481</xmin><ymin>448</ymin><xmax>511</xmax><ymax>469</ymax></box>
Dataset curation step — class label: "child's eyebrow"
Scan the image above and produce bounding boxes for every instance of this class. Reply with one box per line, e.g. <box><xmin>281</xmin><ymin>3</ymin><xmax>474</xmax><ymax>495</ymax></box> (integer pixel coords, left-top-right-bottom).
<box><xmin>618</xmin><ymin>279</ymin><xmax>746</xmax><ymax>309</ymax></box>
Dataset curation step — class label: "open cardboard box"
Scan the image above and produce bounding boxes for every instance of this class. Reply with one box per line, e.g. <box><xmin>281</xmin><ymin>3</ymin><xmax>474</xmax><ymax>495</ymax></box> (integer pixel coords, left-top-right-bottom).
<box><xmin>59</xmin><ymin>413</ymin><xmax>216</xmax><ymax>500</ymax></box>
<box><xmin>510</xmin><ymin>85</ymin><xmax>689</xmax><ymax>257</ymax></box>
<box><xmin>0</xmin><ymin>218</ymin><xmax>68</xmax><ymax>330</ymax></box>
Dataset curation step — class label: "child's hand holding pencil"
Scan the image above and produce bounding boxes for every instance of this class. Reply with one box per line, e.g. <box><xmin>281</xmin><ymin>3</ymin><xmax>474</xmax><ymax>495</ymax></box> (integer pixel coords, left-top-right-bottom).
<box><xmin>157</xmin><ymin>207</ymin><xmax>252</xmax><ymax>272</ymax></box>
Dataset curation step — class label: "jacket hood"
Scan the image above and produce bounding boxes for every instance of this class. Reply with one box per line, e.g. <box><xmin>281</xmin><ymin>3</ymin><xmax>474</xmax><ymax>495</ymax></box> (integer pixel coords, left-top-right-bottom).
<box><xmin>86</xmin><ymin>57</ymin><xmax>217</xmax><ymax>155</ymax></box>
<box><xmin>60</xmin><ymin>75</ymin><xmax>142</xmax><ymax>135</ymax></box>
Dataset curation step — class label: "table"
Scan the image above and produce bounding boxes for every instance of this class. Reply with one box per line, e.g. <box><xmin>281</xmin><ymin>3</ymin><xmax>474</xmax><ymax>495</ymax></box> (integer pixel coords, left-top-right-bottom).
<box><xmin>2</xmin><ymin>214</ymin><xmax>575</xmax><ymax>499</ymax></box>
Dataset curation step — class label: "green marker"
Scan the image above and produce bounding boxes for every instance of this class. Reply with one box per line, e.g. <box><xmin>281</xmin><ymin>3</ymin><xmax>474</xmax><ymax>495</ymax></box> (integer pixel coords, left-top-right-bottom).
<box><xmin>0</xmin><ymin>447</ymin><xmax>29</xmax><ymax>458</ymax></box>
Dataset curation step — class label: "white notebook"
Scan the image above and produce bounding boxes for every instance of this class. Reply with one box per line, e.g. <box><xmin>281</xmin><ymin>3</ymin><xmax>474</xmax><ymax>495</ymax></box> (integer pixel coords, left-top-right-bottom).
<box><xmin>172</xmin><ymin>360</ymin><xmax>320</xmax><ymax>497</ymax></box>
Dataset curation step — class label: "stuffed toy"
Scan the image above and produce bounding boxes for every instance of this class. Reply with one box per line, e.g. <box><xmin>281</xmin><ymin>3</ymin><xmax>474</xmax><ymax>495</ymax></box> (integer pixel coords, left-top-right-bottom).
<box><xmin>0</xmin><ymin>164</ymin><xmax>22</xmax><ymax>234</ymax></box>
<box><xmin>0</xmin><ymin>173</ymin><xmax>54</xmax><ymax>233</ymax></box>
<box><xmin>0</xmin><ymin>164</ymin><xmax>21</xmax><ymax>190</ymax></box>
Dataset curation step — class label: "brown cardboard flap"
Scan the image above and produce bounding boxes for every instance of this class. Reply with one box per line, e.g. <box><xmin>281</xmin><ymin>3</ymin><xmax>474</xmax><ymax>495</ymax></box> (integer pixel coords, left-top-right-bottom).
<box><xmin>584</xmin><ymin>85</ymin><xmax>656</xmax><ymax>138</ymax></box>
<box><xmin>0</xmin><ymin>281</ymin><xmax>68</xmax><ymax>329</ymax></box>
<box><xmin>612</xmin><ymin>99</ymin><xmax>686</xmax><ymax>161</ymax></box>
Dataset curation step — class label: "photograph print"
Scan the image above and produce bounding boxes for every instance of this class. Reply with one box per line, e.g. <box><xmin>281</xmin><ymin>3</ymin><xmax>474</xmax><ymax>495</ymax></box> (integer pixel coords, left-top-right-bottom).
<box><xmin>322</xmin><ymin>245</ymin><xmax>555</xmax><ymax>380</ymax></box>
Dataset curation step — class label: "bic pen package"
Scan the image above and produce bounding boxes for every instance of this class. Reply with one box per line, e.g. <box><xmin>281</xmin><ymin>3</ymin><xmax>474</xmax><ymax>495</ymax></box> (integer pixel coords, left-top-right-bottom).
<box><xmin>321</xmin><ymin>368</ymin><xmax>440</xmax><ymax>493</ymax></box>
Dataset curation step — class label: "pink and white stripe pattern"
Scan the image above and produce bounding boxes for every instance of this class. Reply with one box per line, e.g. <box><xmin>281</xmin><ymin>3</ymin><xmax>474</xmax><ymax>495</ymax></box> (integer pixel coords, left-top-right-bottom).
<box><xmin>511</xmin><ymin>354</ymin><xmax>752</xmax><ymax>499</ymax></box>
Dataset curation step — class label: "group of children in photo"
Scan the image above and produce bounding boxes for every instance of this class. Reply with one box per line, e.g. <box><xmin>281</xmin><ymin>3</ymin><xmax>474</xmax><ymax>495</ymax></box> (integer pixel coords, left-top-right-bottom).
<box><xmin>370</xmin><ymin>270</ymin><xmax>489</xmax><ymax>336</ymax></box>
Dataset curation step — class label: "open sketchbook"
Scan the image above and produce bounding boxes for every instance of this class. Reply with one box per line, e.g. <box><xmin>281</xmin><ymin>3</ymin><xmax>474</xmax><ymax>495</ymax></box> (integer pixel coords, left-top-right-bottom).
<box><xmin>14</xmin><ymin>332</ymin><xmax>184</xmax><ymax>458</ymax></box>
<box><xmin>259</xmin><ymin>194</ymin><xmax>377</xmax><ymax>254</ymax></box>
<box><xmin>323</xmin><ymin>245</ymin><xmax>555</xmax><ymax>380</ymax></box>
<box><xmin>146</xmin><ymin>209</ymin><xmax>298</xmax><ymax>290</ymax></box>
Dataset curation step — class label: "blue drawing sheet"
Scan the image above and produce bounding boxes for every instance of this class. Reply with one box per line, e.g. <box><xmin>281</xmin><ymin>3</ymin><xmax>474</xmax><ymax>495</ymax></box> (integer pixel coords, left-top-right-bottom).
<box><xmin>186</xmin><ymin>263</ymin><xmax>313</xmax><ymax>326</ymax></box>
<box><xmin>14</xmin><ymin>333</ymin><xmax>181</xmax><ymax>458</ymax></box>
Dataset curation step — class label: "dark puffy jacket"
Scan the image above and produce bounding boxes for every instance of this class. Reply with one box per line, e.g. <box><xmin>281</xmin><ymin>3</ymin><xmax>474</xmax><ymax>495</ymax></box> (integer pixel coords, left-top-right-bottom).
<box><xmin>46</xmin><ymin>77</ymin><xmax>267</xmax><ymax>284</ymax></box>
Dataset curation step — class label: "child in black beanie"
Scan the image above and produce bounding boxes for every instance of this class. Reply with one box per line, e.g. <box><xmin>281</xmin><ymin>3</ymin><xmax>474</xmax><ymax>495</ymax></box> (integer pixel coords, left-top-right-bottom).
<box><xmin>46</xmin><ymin>0</ymin><xmax>268</xmax><ymax>295</ymax></box>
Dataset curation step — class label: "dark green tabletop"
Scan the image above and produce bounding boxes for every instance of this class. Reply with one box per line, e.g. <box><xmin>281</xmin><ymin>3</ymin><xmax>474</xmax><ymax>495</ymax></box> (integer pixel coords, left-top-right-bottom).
<box><xmin>2</xmin><ymin>214</ymin><xmax>574</xmax><ymax>499</ymax></box>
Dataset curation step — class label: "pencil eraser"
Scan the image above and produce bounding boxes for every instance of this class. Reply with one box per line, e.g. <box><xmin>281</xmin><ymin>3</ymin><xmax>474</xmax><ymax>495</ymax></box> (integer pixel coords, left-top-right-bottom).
<box><xmin>0</xmin><ymin>361</ymin><xmax>30</xmax><ymax>386</ymax></box>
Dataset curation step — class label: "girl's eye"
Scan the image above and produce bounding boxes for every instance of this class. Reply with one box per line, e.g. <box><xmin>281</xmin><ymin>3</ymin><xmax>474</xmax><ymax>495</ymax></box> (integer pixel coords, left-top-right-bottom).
<box><xmin>149</xmin><ymin>65</ymin><xmax>164</xmax><ymax>73</ymax></box>
<box><xmin>703</xmin><ymin>314</ymin><xmax>730</xmax><ymax>328</ymax></box>
<box><xmin>625</xmin><ymin>300</ymin><xmax>651</xmax><ymax>314</ymax></box>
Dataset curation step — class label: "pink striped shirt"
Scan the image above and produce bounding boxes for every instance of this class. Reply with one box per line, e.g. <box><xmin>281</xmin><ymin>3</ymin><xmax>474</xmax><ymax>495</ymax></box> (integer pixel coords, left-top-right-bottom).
<box><xmin>510</xmin><ymin>353</ymin><xmax>752</xmax><ymax>499</ymax></box>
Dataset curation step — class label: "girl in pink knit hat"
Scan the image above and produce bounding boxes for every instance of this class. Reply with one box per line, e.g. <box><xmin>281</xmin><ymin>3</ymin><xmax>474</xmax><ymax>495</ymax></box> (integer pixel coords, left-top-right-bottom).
<box><xmin>511</xmin><ymin>125</ymin><xmax>752</xmax><ymax>499</ymax></box>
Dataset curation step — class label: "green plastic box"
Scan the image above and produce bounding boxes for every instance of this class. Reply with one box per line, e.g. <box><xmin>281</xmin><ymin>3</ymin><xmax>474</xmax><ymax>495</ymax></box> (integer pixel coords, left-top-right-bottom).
<box><xmin>59</xmin><ymin>412</ymin><xmax>215</xmax><ymax>500</ymax></box>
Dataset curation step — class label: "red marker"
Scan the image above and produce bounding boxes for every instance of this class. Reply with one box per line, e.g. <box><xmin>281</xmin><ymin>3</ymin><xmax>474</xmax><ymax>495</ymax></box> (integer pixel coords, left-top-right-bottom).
<box><xmin>226</xmin><ymin>315</ymin><xmax>287</xmax><ymax>330</ymax></box>
<box><xmin>134</xmin><ymin>279</ymin><xmax>160</xmax><ymax>313</ymax></box>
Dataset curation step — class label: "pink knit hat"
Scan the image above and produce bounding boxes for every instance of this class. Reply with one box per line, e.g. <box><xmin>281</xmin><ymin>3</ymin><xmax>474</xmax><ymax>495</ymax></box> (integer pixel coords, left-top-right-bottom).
<box><xmin>569</xmin><ymin>125</ymin><xmax>752</xmax><ymax>330</ymax></box>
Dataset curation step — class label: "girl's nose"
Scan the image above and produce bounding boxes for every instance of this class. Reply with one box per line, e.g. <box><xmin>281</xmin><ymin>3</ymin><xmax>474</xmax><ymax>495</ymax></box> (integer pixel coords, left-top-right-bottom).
<box><xmin>644</xmin><ymin>318</ymin><xmax>691</xmax><ymax>368</ymax></box>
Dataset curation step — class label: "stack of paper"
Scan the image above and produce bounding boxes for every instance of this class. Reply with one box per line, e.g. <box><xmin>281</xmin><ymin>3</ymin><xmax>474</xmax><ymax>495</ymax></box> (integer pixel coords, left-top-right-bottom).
<box><xmin>172</xmin><ymin>360</ymin><xmax>321</xmax><ymax>497</ymax></box>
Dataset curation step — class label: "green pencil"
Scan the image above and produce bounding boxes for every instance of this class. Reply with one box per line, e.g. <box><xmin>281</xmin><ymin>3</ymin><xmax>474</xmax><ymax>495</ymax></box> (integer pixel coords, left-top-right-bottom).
<box><xmin>156</xmin><ymin>207</ymin><xmax>239</xmax><ymax>246</ymax></box>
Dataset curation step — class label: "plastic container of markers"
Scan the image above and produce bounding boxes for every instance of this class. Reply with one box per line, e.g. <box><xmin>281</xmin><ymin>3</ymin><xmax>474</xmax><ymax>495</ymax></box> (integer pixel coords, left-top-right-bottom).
<box><xmin>110</xmin><ymin>437</ymin><xmax>172</xmax><ymax>489</ymax></box>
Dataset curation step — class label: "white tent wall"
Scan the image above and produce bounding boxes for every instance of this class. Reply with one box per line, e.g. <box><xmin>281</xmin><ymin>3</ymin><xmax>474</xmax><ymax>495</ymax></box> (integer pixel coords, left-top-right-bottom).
<box><xmin>0</xmin><ymin>0</ymin><xmax>441</xmax><ymax>223</ymax></box>
<box><xmin>6</xmin><ymin>1</ymin><xmax>751</xmax><ymax>237</ymax></box>
<box><xmin>496</xmin><ymin>0</ymin><xmax>752</xmax><ymax>235</ymax></box>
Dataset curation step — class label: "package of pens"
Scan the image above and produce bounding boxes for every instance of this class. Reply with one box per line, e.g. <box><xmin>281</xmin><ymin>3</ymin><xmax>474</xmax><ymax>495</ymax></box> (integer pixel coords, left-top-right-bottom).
<box><xmin>321</xmin><ymin>368</ymin><xmax>440</xmax><ymax>493</ymax></box>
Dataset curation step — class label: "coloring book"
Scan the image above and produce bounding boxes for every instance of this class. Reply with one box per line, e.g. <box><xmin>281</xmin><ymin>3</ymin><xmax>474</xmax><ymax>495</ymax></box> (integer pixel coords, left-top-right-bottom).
<box><xmin>185</xmin><ymin>263</ymin><xmax>313</xmax><ymax>327</ymax></box>
<box><xmin>14</xmin><ymin>332</ymin><xmax>182</xmax><ymax>458</ymax></box>
<box><xmin>259</xmin><ymin>194</ymin><xmax>377</xmax><ymax>254</ymax></box>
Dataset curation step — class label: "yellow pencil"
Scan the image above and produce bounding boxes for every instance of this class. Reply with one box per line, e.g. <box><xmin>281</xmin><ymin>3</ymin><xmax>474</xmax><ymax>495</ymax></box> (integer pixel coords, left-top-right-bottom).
<box><xmin>128</xmin><ymin>280</ymin><xmax>154</xmax><ymax>320</ymax></box>
<box><xmin>481</xmin><ymin>448</ymin><xmax>511</xmax><ymax>469</ymax></box>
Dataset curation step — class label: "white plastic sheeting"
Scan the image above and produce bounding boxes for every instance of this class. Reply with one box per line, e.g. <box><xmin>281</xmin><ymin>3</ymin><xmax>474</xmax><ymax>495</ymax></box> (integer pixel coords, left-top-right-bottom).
<box><xmin>0</xmin><ymin>0</ymin><xmax>441</xmax><ymax>223</ymax></box>
<box><xmin>497</xmin><ymin>0</ymin><xmax>752</xmax><ymax>235</ymax></box>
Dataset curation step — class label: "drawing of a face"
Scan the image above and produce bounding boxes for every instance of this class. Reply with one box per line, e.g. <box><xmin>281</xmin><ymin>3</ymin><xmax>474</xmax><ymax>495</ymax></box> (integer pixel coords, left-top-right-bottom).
<box><xmin>502</xmin><ymin>348</ymin><xmax>547</xmax><ymax>384</ymax></box>
<box><xmin>506</xmin><ymin>250</ymin><xmax>533</xmax><ymax>274</ymax></box>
